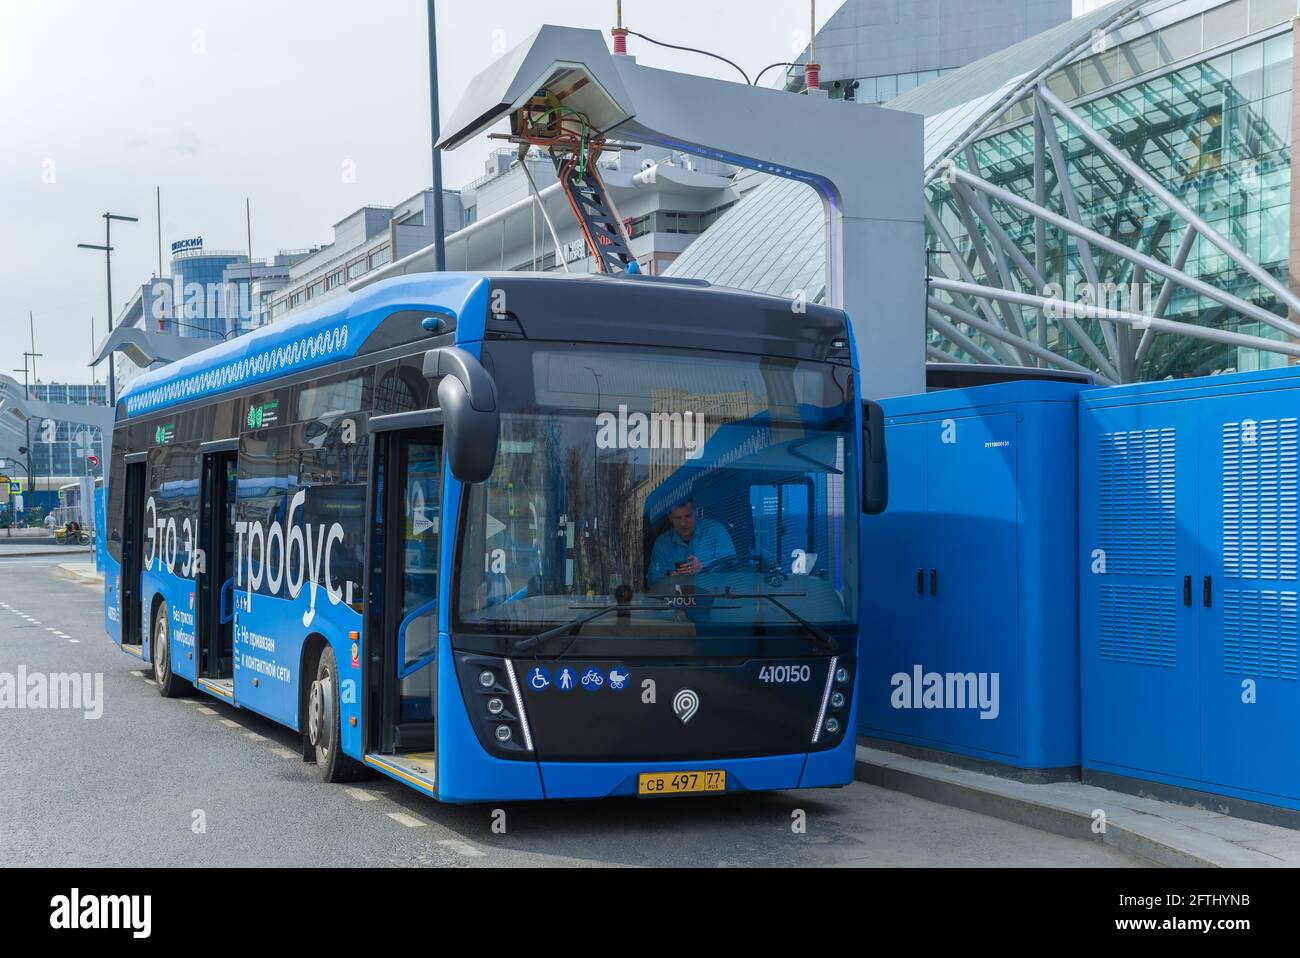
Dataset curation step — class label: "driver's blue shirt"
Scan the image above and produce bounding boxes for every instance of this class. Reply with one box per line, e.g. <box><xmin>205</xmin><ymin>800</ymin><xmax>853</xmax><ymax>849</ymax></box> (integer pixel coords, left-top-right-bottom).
<box><xmin>648</xmin><ymin>519</ymin><xmax>736</xmax><ymax>585</ymax></box>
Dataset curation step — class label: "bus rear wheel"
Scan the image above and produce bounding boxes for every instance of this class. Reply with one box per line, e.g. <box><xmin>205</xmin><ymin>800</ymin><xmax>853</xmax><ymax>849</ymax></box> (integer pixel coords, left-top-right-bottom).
<box><xmin>308</xmin><ymin>645</ymin><xmax>365</xmax><ymax>783</ymax></box>
<box><xmin>152</xmin><ymin>603</ymin><xmax>189</xmax><ymax>698</ymax></box>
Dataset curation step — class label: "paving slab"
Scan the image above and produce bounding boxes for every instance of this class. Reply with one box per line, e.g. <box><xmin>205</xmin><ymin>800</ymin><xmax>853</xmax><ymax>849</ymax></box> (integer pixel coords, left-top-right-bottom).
<box><xmin>857</xmin><ymin>744</ymin><xmax>1300</xmax><ymax>867</ymax></box>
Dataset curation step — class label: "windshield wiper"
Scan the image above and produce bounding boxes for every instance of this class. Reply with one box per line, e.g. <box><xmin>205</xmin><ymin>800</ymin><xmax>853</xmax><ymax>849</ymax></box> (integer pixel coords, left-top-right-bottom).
<box><xmin>509</xmin><ymin>594</ymin><xmax>834</xmax><ymax>655</ymax></box>
<box><xmin>721</xmin><ymin>592</ymin><xmax>839</xmax><ymax>652</ymax></box>
<box><xmin>510</xmin><ymin>598</ymin><xmax>745</xmax><ymax>655</ymax></box>
<box><xmin>510</xmin><ymin>603</ymin><xmax>663</xmax><ymax>653</ymax></box>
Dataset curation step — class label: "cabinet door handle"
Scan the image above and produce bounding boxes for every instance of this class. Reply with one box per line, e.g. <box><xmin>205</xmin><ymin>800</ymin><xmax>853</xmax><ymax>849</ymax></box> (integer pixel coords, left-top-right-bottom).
<box><xmin>930</xmin><ymin>568</ymin><xmax>938</xmax><ymax>597</ymax></box>
<box><xmin>1184</xmin><ymin>575</ymin><xmax>1192</xmax><ymax>607</ymax></box>
<box><xmin>1204</xmin><ymin>575</ymin><xmax>1212</xmax><ymax>609</ymax></box>
<box><xmin>916</xmin><ymin>569</ymin><xmax>924</xmax><ymax>595</ymax></box>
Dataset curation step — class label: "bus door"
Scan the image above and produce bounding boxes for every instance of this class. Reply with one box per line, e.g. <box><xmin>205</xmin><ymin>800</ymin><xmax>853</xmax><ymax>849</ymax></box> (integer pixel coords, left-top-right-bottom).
<box><xmin>120</xmin><ymin>458</ymin><xmax>148</xmax><ymax>649</ymax></box>
<box><xmin>198</xmin><ymin>447</ymin><xmax>238</xmax><ymax>680</ymax></box>
<box><xmin>370</xmin><ymin>428</ymin><xmax>442</xmax><ymax>756</ymax></box>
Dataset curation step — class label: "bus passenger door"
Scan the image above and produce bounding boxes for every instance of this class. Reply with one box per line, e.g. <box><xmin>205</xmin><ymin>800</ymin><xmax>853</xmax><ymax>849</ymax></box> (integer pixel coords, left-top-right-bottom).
<box><xmin>120</xmin><ymin>460</ymin><xmax>147</xmax><ymax>650</ymax></box>
<box><xmin>370</xmin><ymin>429</ymin><xmax>442</xmax><ymax>759</ymax></box>
<box><xmin>198</xmin><ymin>450</ymin><xmax>238</xmax><ymax>681</ymax></box>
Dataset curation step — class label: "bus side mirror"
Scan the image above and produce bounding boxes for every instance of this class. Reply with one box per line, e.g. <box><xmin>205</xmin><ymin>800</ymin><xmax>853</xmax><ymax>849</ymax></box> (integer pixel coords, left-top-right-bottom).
<box><xmin>423</xmin><ymin>346</ymin><xmax>499</xmax><ymax>483</ymax></box>
<box><xmin>862</xmin><ymin>399</ymin><xmax>888</xmax><ymax>515</ymax></box>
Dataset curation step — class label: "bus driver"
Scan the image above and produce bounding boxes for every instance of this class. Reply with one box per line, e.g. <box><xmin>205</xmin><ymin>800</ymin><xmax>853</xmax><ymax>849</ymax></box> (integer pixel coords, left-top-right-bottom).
<box><xmin>648</xmin><ymin>498</ymin><xmax>735</xmax><ymax>585</ymax></box>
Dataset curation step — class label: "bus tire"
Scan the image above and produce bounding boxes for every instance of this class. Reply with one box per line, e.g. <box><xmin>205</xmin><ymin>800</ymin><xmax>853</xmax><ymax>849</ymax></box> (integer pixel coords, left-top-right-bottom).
<box><xmin>309</xmin><ymin>645</ymin><xmax>365</xmax><ymax>783</ymax></box>
<box><xmin>151</xmin><ymin>602</ymin><xmax>188</xmax><ymax>698</ymax></box>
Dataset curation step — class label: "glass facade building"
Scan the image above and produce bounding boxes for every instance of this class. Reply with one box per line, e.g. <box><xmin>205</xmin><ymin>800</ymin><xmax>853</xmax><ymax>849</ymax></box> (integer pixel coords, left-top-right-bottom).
<box><xmin>917</xmin><ymin>0</ymin><xmax>1296</xmax><ymax>379</ymax></box>
<box><xmin>671</xmin><ymin>0</ymin><xmax>1300</xmax><ymax>383</ymax></box>
<box><xmin>170</xmin><ymin>250</ymin><xmax>251</xmax><ymax>339</ymax></box>
<box><xmin>26</xmin><ymin>382</ymin><xmax>108</xmax><ymax>478</ymax></box>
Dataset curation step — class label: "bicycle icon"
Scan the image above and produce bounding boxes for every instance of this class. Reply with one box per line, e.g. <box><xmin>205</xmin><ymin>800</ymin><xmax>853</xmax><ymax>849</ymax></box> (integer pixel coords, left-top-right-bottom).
<box><xmin>581</xmin><ymin>668</ymin><xmax>604</xmax><ymax>691</ymax></box>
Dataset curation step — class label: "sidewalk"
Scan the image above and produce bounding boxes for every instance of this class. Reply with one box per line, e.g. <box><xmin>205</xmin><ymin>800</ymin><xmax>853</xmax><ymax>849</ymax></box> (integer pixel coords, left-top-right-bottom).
<box><xmin>856</xmin><ymin>744</ymin><xmax>1300</xmax><ymax>867</ymax></box>
<box><xmin>0</xmin><ymin>542</ymin><xmax>91</xmax><ymax>558</ymax></box>
<box><xmin>58</xmin><ymin>561</ymin><xmax>103</xmax><ymax>584</ymax></box>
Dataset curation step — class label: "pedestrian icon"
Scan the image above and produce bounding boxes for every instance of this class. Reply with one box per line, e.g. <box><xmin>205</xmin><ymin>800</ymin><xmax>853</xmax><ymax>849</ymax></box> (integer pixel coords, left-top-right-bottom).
<box><xmin>556</xmin><ymin>667</ymin><xmax>576</xmax><ymax>692</ymax></box>
<box><xmin>581</xmin><ymin>668</ymin><xmax>604</xmax><ymax>691</ymax></box>
<box><xmin>528</xmin><ymin>666</ymin><xmax>551</xmax><ymax>691</ymax></box>
<box><xmin>608</xmin><ymin>668</ymin><xmax>629</xmax><ymax>691</ymax></box>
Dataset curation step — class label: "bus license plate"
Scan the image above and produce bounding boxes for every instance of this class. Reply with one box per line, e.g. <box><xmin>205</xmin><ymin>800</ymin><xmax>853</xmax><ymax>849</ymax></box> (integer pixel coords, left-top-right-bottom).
<box><xmin>637</xmin><ymin>770</ymin><xmax>726</xmax><ymax>796</ymax></box>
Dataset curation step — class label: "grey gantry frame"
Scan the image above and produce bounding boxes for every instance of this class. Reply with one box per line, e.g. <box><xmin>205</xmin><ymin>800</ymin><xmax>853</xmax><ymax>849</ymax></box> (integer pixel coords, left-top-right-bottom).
<box><xmin>365</xmin><ymin>24</ymin><xmax>926</xmax><ymax>399</ymax></box>
<box><xmin>921</xmin><ymin>0</ymin><xmax>1300</xmax><ymax>384</ymax></box>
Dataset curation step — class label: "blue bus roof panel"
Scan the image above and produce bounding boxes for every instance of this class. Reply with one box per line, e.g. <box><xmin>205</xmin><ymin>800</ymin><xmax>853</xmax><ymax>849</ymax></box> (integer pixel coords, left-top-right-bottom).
<box><xmin>117</xmin><ymin>273</ymin><xmax>491</xmax><ymax>418</ymax></box>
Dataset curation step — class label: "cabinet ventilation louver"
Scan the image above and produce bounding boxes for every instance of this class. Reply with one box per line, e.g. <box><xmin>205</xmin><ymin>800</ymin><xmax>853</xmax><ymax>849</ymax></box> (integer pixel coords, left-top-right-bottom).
<box><xmin>1098</xmin><ymin>428</ymin><xmax>1177</xmax><ymax>576</ymax></box>
<box><xmin>1223</xmin><ymin>589</ymin><xmax>1298</xmax><ymax>680</ymax></box>
<box><xmin>1099</xmin><ymin>584</ymin><xmax>1177</xmax><ymax>668</ymax></box>
<box><xmin>1223</xmin><ymin>418</ymin><xmax>1298</xmax><ymax>582</ymax></box>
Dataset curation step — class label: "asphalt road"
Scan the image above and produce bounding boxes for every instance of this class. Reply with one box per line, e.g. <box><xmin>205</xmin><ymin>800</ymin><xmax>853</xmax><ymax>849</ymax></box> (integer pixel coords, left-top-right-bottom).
<box><xmin>0</xmin><ymin>557</ymin><xmax>1146</xmax><ymax>868</ymax></box>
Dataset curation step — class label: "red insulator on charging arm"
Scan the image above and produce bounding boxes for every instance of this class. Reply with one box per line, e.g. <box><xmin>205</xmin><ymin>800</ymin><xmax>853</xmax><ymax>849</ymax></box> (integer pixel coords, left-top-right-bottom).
<box><xmin>612</xmin><ymin>27</ymin><xmax>628</xmax><ymax>55</ymax></box>
<box><xmin>805</xmin><ymin>63</ymin><xmax>820</xmax><ymax>91</ymax></box>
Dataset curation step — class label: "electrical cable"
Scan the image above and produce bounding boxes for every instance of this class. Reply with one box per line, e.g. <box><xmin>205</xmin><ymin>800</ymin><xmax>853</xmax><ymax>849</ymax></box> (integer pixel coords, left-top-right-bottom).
<box><xmin>625</xmin><ymin>29</ymin><xmax>751</xmax><ymax>85</ymax></box>
<box><xmin>753</xmin><ymin>62</ymin><xmax>800</xmax><ymax>87</ymax></box>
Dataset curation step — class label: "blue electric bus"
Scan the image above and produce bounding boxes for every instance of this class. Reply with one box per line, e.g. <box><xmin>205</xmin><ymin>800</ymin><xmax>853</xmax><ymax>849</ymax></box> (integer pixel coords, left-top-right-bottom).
<box><xmin>103</xmin><ymin>271</ymin><xmax>887</xmax><ymax>802</ymax></box>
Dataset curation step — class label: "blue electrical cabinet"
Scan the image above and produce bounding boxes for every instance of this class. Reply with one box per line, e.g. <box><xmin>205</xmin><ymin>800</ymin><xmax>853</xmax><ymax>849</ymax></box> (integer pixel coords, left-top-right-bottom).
<box><xmin>859</xmin><ymin>381</ymin><xmax>1085</xmax><ymax>772</ymax></box>
<box><xmin>1080</xmin><ymin>366</ymin><xmax>1300</xmax><ymax>809</ymax></box>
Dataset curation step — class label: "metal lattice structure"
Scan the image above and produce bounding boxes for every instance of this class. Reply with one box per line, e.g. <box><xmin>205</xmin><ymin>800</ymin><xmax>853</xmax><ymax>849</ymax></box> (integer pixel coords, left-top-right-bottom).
<box><xmin>920</xmin><ymin>0</ymin><xmax>1300</xmax><ymax>383</ymax></box>
<box><xmin>668</xmin><ymin>0</ymin><xmax>1300</xmax><ymax>384</ymax></box>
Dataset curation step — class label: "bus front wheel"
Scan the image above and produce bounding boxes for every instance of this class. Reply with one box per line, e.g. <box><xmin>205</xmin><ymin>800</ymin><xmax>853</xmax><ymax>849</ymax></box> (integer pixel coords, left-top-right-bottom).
<box><xmin>308</xmin><ymin>645</ymin><xmax>365</xmax><ymax>783</ymax></box>
<box><xmin>152</xmin><ymin>603</ymin><xmax>188</xmax><ymax>698</ymax></box>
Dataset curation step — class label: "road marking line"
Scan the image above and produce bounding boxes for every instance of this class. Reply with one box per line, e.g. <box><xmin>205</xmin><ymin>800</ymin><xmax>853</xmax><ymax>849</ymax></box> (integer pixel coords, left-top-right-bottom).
<box><xmin>68</xmin><ymin>639</ymin><xmax>80</xmax><ymax>644</ymax></box>
<box><xmin>221</xmin><ymin>719</ymin><xmax>239</xmax><ymax>728</ymax></box>
<box><xmin>343</xmin><ymin>787</ymin><xmax>378</xmax><ymax>802</ymax></box>
<box><xmin>130</xmin><ymin>670</ymin><xmax>146</xmax><ymax>677</ymax></box>
<box><xmin>142</xmin><ymin>678</ymin><xmax>156</xmax><ymax>686</ymax></box>
<box><xmin>45</xmin><ymin>627</ymin><xmax>58</xmax><ymax>633</ymax></box>
<box><xmin>244</xmin><ymin>732</ymin><xmax>267</xmax><ymax>741</ymax></box>
<box><xmin>270</xmin><ymin>747</ymin><xmax>298</xmax><ymax>760</ymax></box>
<box><xmin>196</xmin><ymin>706</ymin><xmax>217</xmax><ymax>715</ymax></box>
<box><xmin>437</xmin><ymin>839</ymin><xmax>485</xmax><ymax>858</ymax></box>
<box><xmin>387</xmin><ymin>812</ymin><xmax>428</xmax><ymax>828</ymax></box>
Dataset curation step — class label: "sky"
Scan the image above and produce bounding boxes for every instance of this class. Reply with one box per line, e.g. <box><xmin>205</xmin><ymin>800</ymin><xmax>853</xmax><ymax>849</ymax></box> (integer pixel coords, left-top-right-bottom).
<box><xmin>0</xmin><ymin>0</ymin><xmax>849</xmax><ymax>385</ymax></box>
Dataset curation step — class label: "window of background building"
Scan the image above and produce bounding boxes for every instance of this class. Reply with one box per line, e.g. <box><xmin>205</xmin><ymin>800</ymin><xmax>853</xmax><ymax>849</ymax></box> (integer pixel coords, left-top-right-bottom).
<box><xmin>369</xmin><ymin>246</ymin><xmax>391</xmax><ymax>270</ymax></box>
<box><xmin>346</xmin><ymin>259</ymin><xmax>365</xmax><ymax>280</ymax></box>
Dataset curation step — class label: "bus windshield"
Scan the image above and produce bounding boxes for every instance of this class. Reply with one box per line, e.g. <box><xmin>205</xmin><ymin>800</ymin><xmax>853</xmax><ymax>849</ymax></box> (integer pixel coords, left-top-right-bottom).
<box><xmin>455</xmin><ymin>341</ymin><xmax>858</xmax><ymax>643</ymax></box>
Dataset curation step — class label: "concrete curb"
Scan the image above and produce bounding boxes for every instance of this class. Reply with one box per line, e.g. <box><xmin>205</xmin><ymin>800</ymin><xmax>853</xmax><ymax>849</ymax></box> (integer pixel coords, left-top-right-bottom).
<box><xmin>0</xmin><ymin>549</ymin><xmax>92</xmax><ymax>559</ymax></box>
<box><xmin>856</xmin><ymin>745</ymin><xmax>1300</xmax><ymax>868</ymax></box>
<box><xmin>56</xmin><ymin>562</ymin><xmax>103</xmax><ymax>584</ymax></box>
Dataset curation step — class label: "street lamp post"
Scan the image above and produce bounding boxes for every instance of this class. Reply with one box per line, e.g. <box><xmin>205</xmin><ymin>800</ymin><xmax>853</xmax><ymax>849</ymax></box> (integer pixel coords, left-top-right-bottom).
<box><xmin>427</xmin><ymin>0</ymin><xmax>446</xmax><ymax>271</ymax></box>
<box><xmin>79</xmin><ymin>211</ymin><xmax>138</xmax><ymax>405</ymax></box>
<box><xmin>13</xmin><ymin>354</ymin><xmax>37</xmax><ymax>527</ymax></box>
